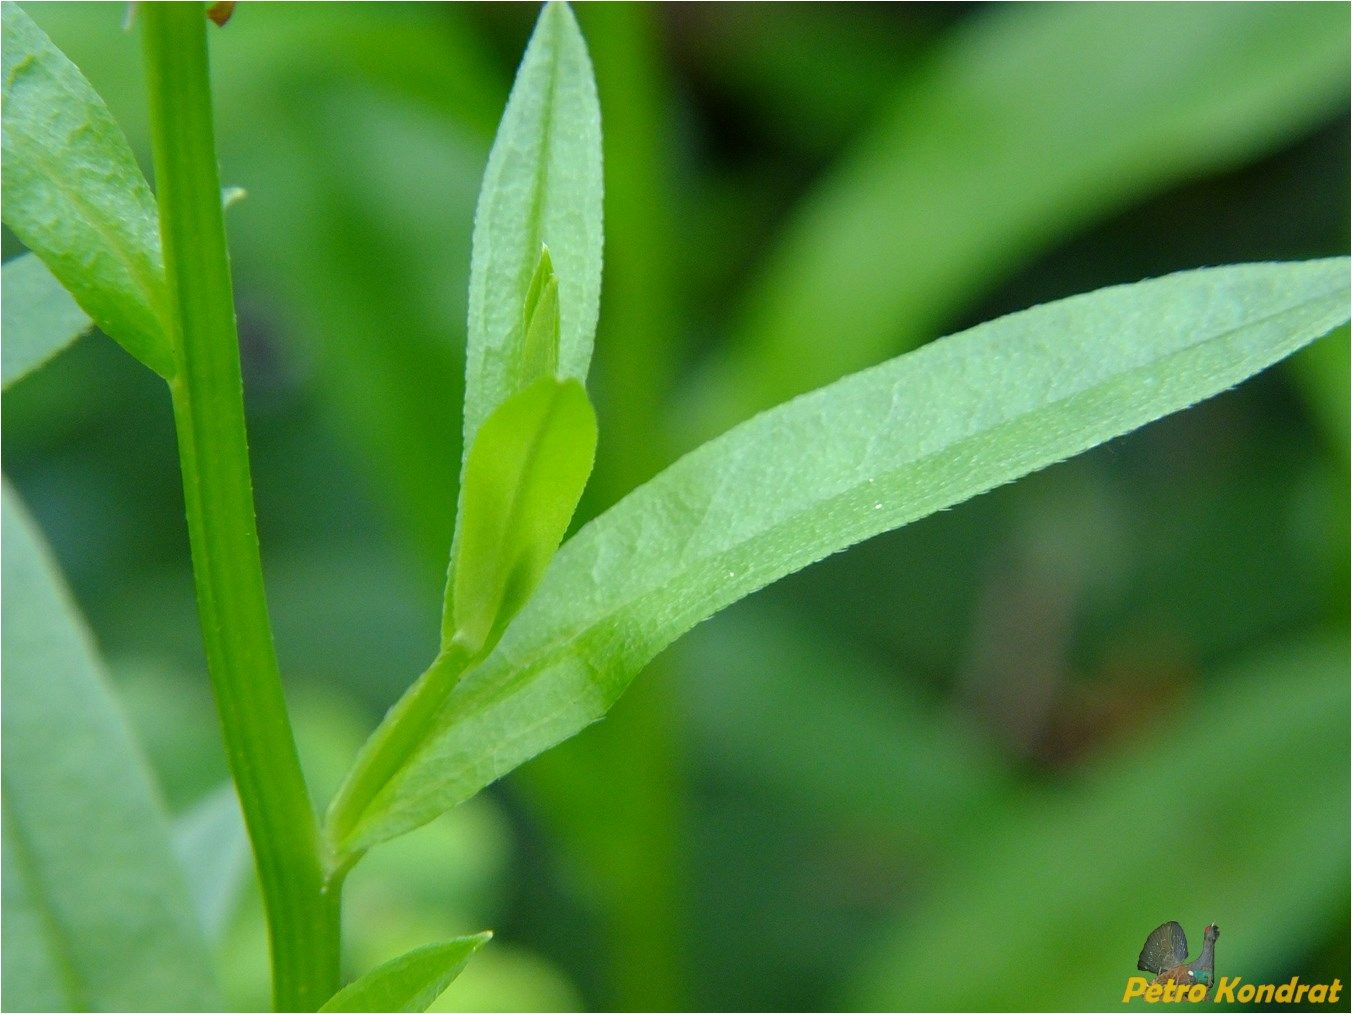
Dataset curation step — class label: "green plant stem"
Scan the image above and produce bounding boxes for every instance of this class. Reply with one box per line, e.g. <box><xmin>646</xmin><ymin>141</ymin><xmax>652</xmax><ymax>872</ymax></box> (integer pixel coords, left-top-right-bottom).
<box><xmin>140</xmin><ymin>7</ymin><xmax>338</xmax><ymax>1010</ymax></box>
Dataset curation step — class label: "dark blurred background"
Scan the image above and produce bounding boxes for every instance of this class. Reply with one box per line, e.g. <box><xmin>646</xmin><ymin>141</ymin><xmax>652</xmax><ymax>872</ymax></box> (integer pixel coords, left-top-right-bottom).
<box><xmin>4</xmin><ymin>3</ymin><xmax>1349</xmax><ymax>1010</ymax></box>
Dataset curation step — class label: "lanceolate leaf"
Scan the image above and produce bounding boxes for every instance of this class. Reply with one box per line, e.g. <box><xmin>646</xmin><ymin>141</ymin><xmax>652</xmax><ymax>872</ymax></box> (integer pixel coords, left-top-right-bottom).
<box><xmin>325</xmin><ymin>378</ymin><xmax>598</xmax><ymax>852</ymax></box>
<box><xmin>334</xmin><ymin>258</ymin><xmax>1350</xmax><ymax>853</ymax></box>
<box><xmin>463</xmin><ymin>0</ymin><xmax>602</xmax><ymax>452</ymax></box>
<box><xmin>1</xmin><ymin>482</ymin><xmax>221</xmax><ymax>1011</ymax></box>
<box><xmin>319</xmin><ymin>934</ymin><xmax>491</xmax><ymax>1013</ymax></box>
<box><xmin>1</xmin><ymin>2</ymin><xmax>174</xmax><ymax>379</ymax></box>
<box><xmin>2</xmin><ymin>251</ymin><xmax>93</xmax><ymax>389</ymax></box>
<box><xmin>446</xmin><ymin>376</ymin><xmax>598</xmax><ymax>656</ymax></box>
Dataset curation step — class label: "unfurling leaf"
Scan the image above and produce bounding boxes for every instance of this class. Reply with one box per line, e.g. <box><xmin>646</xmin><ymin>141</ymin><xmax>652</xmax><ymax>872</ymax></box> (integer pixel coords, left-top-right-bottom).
<box><xmin>335</xmin><ymin>258</ymin><xmax>1350</xmax><ymax>854</ymax></box>
<box><xmin>446</xmin><ymin>375</ymin><xmax>598</xmax><ymax>658</ymax></box>
<box><xmin>462</xmin><ymin>0</ymin><xmax>602</xmax><ymax>452</ymax></box>
<box><xmin>519</xmin><ymin>245</ymin><xmax>561</xmax><ymax>386</ymax></box>
<box><xmin>326</xmin><ymin>378</ymin><xmax>597</xmax><ymax>862</ymax></box>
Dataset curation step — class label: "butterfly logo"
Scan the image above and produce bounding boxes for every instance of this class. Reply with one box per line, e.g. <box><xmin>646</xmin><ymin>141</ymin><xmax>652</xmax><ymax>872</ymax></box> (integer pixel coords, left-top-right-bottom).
<box><xmin>1137</xmin><ymin>921</ymin><xmax>1220</xmax><ymax>996</ymax></box>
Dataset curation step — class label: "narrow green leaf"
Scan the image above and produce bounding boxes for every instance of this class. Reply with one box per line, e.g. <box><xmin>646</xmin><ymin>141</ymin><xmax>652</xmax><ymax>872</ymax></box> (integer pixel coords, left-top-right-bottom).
<box><xmin>685</xmin><ymin>2</ymin><xmax>1351</xmax><ymax>439</ymax></box>
<box><xmin>446</xmin><ymin>376</ymin><xmax>598</xmax><ymax>656</ymax></box>
<box><xmin>1</xmin><ymin>481</ymin><xmax>221</xmax><ymax>1011</ymax></box>
<box><xmin>338</xmin><ymin>258</ymin><xmax>1349</xmax><ymax>852</ymax></box>
<box><xmin>463</xmin><ymin>0</ymin><xmax>602</xmax><ymax>450</ymax></box>
<box><xmin>682</xmin><ymin>605</ymin><xmax>1010</xmax><ymax>839</ymax></box>
<box><xmin>1</xmin><ymin>1</ymin><xmax>175</xmax><ymax>378</ymax></box>
<box><xmin>319</xmin><ymin>933</ymin><xmax>492</xmax><ymax>1013</ymax></box>
<box><xmin>1</xmin><ymin>817</ymin><xmax>67</xmax><ymax>1012</ymax></box>
<box><xmin>325</xmin><ymin>378</ymin><xmax>598</xmax><ymax>857</ymax></box>
<box><xmin>1287</xmin><ymin>324</ymin><xmax>1350</xmax><ymax>459</ymax></box>
<box><xmin>847</xmin><ymin>636</ymin><xmax>1349</xmax><ymax>1010</ymax></box>
<box><xmin>2</xmin><ymin>251</ymin><xmax>93</xmax><ymax>389</ymax></box>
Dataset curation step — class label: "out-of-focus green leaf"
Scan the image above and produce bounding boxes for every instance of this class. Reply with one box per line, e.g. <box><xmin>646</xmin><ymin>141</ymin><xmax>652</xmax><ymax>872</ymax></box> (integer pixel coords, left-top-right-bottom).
<box><xmin>319</xmin><ymin>934</ymin><xmax>492</xmax><ymax>1013</ymax></box>
<box><xmin>1</xmin><ymin>482</ymin><xmax>220</xmax><ymax>1011</ymax></box>
<box><xmin>677</xmin><ymin>608</ymin><xmax>1016</xmax><ymax>1011</ymax></box>
<box><xmin>463</xmin><ymin>1</ymin><xmax>602</xmax><ymax>450</ymax></box>
<box><xmin>847</xmin><ymin>636</ymin><xmax>1350</xmax><ymax>1010</ymax></box>
<box><xmin>0</xmin><ymin>2</ymin><xmax>174</xmax><ymax>378</ymax></box>
<box><xmin>446</xmin><ymin>376</ymin><xmax>598</xmax><ymax>656</ymax></box>
<box><xmin>685</xmin><ymin>2</ymin><xmax>1352</xmax><ymax>439</ymax></box>
<box><xmin>680</xmin><ymin>5</ymin><xmax>923</xmax><ymax>154</ymax></box>
<box><xmin>172</xmin><ymin>784</ymin><xmax>251</xmax><ymax>944</ymax></box>
<box><xmin>1287</xmin><ymin>324</ymin><xmax>1350</xmax><ymax>459</ymax></box>
<box><xmin>1</xmin><ymin>819</ymin><xmax>66</xmax><ymax>1012</ymax></box>
<box><xmin>22</xmin><ymin>3</ymin><xmax>508</xmax><ymax>149</ymax></box>
<box><xmin>2</xmin><ymin>252</ymin><xmax>93</xmax><ymax>389</ymax></box>
<box><xmin>334</xmin><ymin>259</ymin><xmax>1350</xmax><ymax>853</ymax></box>
<box><xmin>234</xmin><ymin>89</ymin><xmax>481</xmax><ymax>577</ymax></box>
<box><xmin>682</xmin><ymin>604</ymin><xmax>1011</xmax><ymax>840</ymax></box>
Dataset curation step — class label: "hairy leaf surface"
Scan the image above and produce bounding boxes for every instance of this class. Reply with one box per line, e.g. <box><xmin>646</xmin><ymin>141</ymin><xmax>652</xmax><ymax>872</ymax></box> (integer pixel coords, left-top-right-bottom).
<box><xmin>1</xmin><ymin>2</ymin><xmax>174</xmax><ymax>378</ymax></box>
<box><xmin>462</xmin><ymin>1</ymin><xmax>602</xmax><ymax>451</ymax></box>
<box><xmin>336</xmin><ymin>258</ymin><xmax>1350</xmax><ymax>852</ymax></box>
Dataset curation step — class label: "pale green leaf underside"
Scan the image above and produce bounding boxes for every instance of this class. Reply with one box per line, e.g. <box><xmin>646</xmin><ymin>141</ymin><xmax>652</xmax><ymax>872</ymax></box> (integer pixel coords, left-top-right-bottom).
<box><xmin>171</xmin><ymin>785</ymin><xmax>251</xmax><ymax>944</ymax></box>
<box><xmin>1</xmin><ymin>1</ymin><xmax>174</xmax><ymax>379</ymax></box>
<box><xmin>340</xmin><ymin>258</ymin><xmax>1350</xmax><ymax>852</ymax></box>
<box><xmin>447</xmin><ymin>376</ymin><xmax>598</xmax><ymax>655</ymax></box>
<box><xmin>319</xmin><ymin>934</ymin><xmax>491</xmax><ymax>1013</ymax></box>
<box><xmin>1</xmin><ymin>482</ymin><xmax>221</xmax><ymax>1011</ymax></box>
<box><xmin>462</xmin><ymin>0</ymin><xmax>602</xmax><ymax>453</ymax></box>
<box><xmin>2</xmin><ymin>251</ymin><xmax>93</xmax><ymax>389</ymax></box>
<box><xmin>686</xmin><ymin>2</ymin><xmax>1351</xmax><ymax>439</ymax></box>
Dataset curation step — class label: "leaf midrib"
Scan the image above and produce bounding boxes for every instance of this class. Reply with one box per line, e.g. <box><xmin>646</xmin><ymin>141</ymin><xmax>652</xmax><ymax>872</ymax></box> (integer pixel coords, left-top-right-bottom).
<box><xmin>511</xmin><ymin>18</ymin><xmax>563</xmax><ymax>393</ymax></box>
<box><xmin>478</xmin><ymin>286</ymin><xmax>1343</xmax><ymax>680</ymax></box>
<box><xmin>2</xmin><ymin>791</ymin><xmax>92</xmax><ymax>1012</ymax></box>
<box><xmin>352</xmin><ymin>283</ymin><xmax>1345</xmax><ymax>839</ymax></box>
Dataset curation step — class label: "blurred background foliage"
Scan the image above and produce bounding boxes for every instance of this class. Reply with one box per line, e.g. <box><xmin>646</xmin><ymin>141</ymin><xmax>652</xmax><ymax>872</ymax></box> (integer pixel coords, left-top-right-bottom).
<box><xmin>3</xmin><ymin>3</ymin><xmax>1349</xmax><ymax>1010</ymax></box>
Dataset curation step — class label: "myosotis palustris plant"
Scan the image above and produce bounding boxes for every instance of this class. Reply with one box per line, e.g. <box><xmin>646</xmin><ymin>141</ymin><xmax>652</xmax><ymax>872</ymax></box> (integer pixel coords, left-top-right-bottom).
<box><xmin>1</xmin><ymin>2</ymin><xmax>1348</xmax><ymax>1010</ymax></box>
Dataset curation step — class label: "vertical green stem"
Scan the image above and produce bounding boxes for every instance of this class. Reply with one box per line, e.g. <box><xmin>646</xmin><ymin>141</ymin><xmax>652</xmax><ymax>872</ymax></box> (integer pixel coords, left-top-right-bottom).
<box><xmin>141</xmin><ymin>7</ymin><xmax>339</xmax><ymax>1010</ymax></box>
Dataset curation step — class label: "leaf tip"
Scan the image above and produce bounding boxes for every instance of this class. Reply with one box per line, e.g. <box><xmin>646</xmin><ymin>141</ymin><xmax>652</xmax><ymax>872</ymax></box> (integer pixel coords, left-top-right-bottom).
<box><xmin>520</xmin><ymin>245</ymin><xmax>562</xmax><ymax>384</ymax></box>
